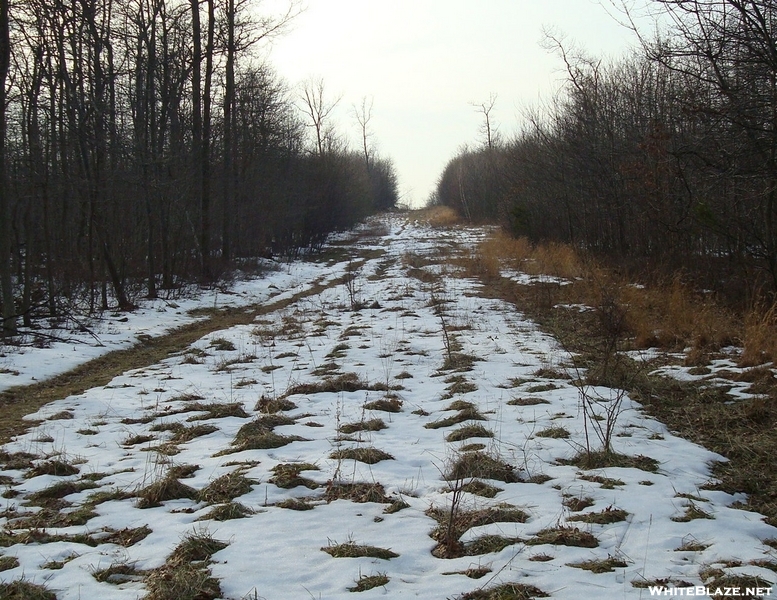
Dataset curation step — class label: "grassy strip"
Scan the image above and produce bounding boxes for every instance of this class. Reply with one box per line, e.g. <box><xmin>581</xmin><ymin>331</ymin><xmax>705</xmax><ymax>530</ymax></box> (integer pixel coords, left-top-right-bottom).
<box><xmin>0</xmin><ymin>266</ymin><xmax>365</xmax><ymax>446</ymax></box>
<box><xmin>463</xmin><ymin>230</ymin><xmax>777</xmax><ymax>527</ymax></box>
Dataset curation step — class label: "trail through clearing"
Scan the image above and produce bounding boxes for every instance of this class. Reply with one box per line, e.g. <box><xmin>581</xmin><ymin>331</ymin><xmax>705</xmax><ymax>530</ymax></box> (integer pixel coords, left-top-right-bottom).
<box><xmin>0</xmin><ymin>215</ymin><xmax>773</xmax><ymax>600</ymax></box>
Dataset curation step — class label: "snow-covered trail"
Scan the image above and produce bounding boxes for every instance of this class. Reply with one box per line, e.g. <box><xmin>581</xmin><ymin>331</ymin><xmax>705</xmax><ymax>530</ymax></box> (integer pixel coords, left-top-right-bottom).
<box><xmin>0</xmin><ymin>215</ymin><xmax>774</xmax><ymax>599</ymax></box>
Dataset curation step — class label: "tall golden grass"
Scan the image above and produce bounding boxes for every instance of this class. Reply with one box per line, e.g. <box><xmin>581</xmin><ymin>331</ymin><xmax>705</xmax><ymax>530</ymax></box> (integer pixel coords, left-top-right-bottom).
<box><xmin>469</xmin><ymin>232</ymin><xmax>757</xmax><ymax>364</ymax></box>
<box><xmin>411</xmin><ymin>206</ymin><xmax>462</xmax><ymax>228</ymax></box>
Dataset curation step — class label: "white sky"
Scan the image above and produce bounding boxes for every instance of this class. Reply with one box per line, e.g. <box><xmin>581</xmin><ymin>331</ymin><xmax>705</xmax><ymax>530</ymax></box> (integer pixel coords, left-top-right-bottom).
<box><xmin>263</xmin><ymin>1</ymin><xmax>647</xmax><ymax>207</ymax></box>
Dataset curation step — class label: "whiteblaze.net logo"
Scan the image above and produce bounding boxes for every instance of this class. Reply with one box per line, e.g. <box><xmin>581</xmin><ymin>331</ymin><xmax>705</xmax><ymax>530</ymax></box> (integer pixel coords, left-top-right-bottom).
<box><xmin>648</xmin><ymin>586</ymin><xmax>772</xmax><ymax>597</ymax></box>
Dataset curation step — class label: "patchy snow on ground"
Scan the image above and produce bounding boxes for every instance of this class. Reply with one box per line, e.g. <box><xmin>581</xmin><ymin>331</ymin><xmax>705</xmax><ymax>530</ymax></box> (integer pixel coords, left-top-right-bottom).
<box><xmin>0</xmin><ymin>215</ymin><xmax>774</xmax><ymax>599</ymax></box>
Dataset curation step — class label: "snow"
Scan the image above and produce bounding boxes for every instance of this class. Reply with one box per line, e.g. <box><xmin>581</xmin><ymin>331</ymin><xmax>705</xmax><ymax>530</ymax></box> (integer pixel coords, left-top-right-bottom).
<box><xmin>0</xmin><ymin>215</ymin><xmax>774</xmax><ymax>599</ymax></box>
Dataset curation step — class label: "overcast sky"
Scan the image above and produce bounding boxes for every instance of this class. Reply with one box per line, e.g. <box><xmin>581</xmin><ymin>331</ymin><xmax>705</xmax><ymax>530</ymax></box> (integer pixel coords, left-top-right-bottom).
<box><xmin>264</xmin><ymin>0</ymin><xmax>649</xmax><ymax>207</ymax></box>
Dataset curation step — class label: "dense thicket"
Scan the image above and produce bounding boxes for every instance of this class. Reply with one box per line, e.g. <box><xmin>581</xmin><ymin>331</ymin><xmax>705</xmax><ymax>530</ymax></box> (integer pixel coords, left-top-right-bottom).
<box><xmin>0</xmin><ymin>0</ymin><xmax>398</xmax><ymax>335</ymax></box>
<box><xmin>434</xmin><ymin>0</ymin><xmax>777</xmax><ymax>302</ymax></box>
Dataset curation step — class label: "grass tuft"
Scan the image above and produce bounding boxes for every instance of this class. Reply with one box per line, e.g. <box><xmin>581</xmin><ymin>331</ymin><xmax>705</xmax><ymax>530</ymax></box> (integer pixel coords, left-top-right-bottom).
<box><xmin>197</xmin><ymin>501</ymin><xmax>254</xmax><ymax>521</ymax></box>
<box><xmin>198</xmin><ymin>471</ymin><xmax>254</xmax><ymax>504</ymax></box>
<box><xmin>447</xmin><ymin>452</ymin><xmax>520</xmax><ymax>483</ymax></box>
<box><xmin>322</xmin><ymin>541</ymin><xmax>398</xmax><ymax>559</ymax></box>
<box><xmin>568</xmin><ymin>506</ymin><xmax>628</xmax><ymax>524</ymax></box>
<box><xmin>270</xmin><ymin>463</ymin><xmax>320</xmax><ymax>489</ymax></box>
<box><xmin>325</xmin><ymin>482</ymin><xmax>390</xmax><ymax>504</ymax></box>
<box><xmin>363</xmin><ymin>396</ymin><xmax>403</xmax><ymax>412</ymax></box>
<box><xmin>145</xmin><ymin>531</ymin><xmax>226</xmax><ymax>600</ymax></box>
<box><xmin>0</xmin><ymin>579</ymin><xmax>57</xmax><ymax>600</ymax></box>
<box><xmin>458</xmin><ymin>582</ymin><xmax>550</xmax><ymax>599</ymax></box>
<box><xmin>526</xmin><ymin>526</ymin><xmax>599</xmax><ymax>548</ymax></box>
<box><xmin>348</xmin><ymin>573</ymin><xmax>389</xmax><ymax>592</ymax></box>
<box><xmin>561</xmin><ymin>451</ymin><xmax>659</xmax><ymax>472</ymax></box>
<box><xmin>568</xmin><ymin>556</ymin><xmax>628</xmax><ymax>573</ymax></box>
<box><xmin>460</xmin><ymin>480</ymin><xmax>503</xmax><ymax>498</ymax></box>
<box><xmin>136</xmin><ymin>474</ymin><xmax>198</xmax><ymax>508</ymax></box>
<box><xmin>330</xmin><ymin>447</ymin><xmax>394</xmax><ymax>464</ymax></box>
<box><xmin>339</xmin><ymin>418</ymin><xmax>387</xmax><ymax>434</ymax></box>
<box><xmin>535</xmin><ymin>426</ymin><xmax>570</xmax><ymax>439</ymax></box>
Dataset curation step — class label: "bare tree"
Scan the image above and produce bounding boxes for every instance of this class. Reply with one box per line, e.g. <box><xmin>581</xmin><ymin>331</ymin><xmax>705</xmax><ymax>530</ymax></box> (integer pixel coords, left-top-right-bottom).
<box><xmin>300</xmin><ymin>76</ymin><xmax>341</xmax><ymax>154</ymax></box>
<box><xmin>353</xmin><ymin>95</ymin><xmax>374</xmax><ymax>169</ymax></box>
<box><xmin>471</xmin><ymin>93</ymin><xmax>500</xmax><ymax>150</ymax></box>
<box><xmin>0</xmin><ymin>0</ymin><xmax>14</xmax><ymax>335</ymax></box>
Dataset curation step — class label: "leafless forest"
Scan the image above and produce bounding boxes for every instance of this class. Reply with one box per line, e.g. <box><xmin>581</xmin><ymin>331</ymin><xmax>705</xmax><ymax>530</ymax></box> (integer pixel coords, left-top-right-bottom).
<box><xmin>0</xmin><ymin>0</ymin><xmax>398</xmax><ymax>336</ymax></box>
<box><xmin>436</xmin><ymin>1</ymin><xmax>777</xmax><ymax>306</ymax></box>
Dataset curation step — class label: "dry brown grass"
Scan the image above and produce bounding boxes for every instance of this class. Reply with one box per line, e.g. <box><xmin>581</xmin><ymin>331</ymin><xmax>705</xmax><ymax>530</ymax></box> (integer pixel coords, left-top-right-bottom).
<box><xmin>458</xmin><ymin>582</ymin><xmax>549</xmax><ymax>599</ymax></box>
<box><xmin>144</xmin><ymin>531</ymin><xmax>226</xmax><ymax>600</ymax></box>
<box><xmin>412</xmin><ymin>206</ymin><xmax>462</xmax><ymax>227</ymax></box>
<box><xmin>741</xmin><ymin>301</ymin><xmax>777</xmax><ymax>366</ymax></box>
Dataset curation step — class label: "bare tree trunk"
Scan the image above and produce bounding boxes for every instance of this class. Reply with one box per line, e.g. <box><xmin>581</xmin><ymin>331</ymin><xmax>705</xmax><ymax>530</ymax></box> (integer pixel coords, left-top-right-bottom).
<box><xmin>0</xmin><ymin>0</ymin><xmax>15</xmax><ymax>336</ymax></box>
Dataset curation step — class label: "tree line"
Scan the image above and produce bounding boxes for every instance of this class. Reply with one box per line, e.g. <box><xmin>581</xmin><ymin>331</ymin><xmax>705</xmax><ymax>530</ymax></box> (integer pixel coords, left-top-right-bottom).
<box><xmin>434</xmin><ymin>0</ymin><xmax>777</xmax><ymax>304</ymax></box>
<box><xmin>0</xmin><ymin>0</ymin><xmax>398</xmax><ymax>336</ymax></box>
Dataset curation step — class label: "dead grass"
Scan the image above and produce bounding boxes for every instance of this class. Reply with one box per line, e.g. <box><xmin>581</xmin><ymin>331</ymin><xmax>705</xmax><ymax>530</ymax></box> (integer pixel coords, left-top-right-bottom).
<box><xmin>227</xmin><ymin>418</ymin><xmax>307</xmax><ymax>452</ymax></box>
<box><xmin>446</xmin><ymin>424</ymin><xmax>494</xmax><ymax>442</ymax></box>
<box><xmin>197</xmin><ymin>501</ymin><xmax>254</xmax><ymax>521</ymax></box>
<box><xmin>446</xmin><ymin>452</ymin><xmax>520</xmax><ymax>483</ymax></box>
<box><xmin>568</xmin><ymin>507</ymin><xmax>628</xmax><ymax>524</ymax></box>
<box><xmin>0</xmin><ymin>579</ymin><xmax>57</xmax><ymax>600</ymax></box>
<box><xmin>325</xmin><ymin>482</ymin><xmax>390</xmax><ymax>504</ymax></box>
<box><xmin>741</xmin><ymin>302</ymin><xmax>777</xmax><ymax>366</ymax></box>
<box><xmin>277</xmin><ymin>498</ymin><xmax>315</xmax><ymax>510</ymax></box>
<box><xmin>671</xmin><ymin>502</ymin><xmax>714</xmax><ymax>522</ymax></box>
<box><xmin>92</xmin><ymin>562</ymin><xmax>143</xmax><ymax>584</ymax></box>
<box><xmin>284</xmin><ymin>372</ymin><xmax>385</xmax><ymax>397</ymax></box>
<box><xmin>561</xmin><ymin>451</ymin><xmax>659</xmax><ymax>472</ymax></box>
<box><xmin>507</xmin><ymin>397</ymin><xmax>550</xmax><ymax>406</ymax></box>
<box><xmin>186</xmin><ymin>402</ymin><xmax>248</xmax><ymax>420</ymax></box>
<box><xmin>26</xmin><ymin>459</ymin><xmax>80</xmax><ymax>477</ymax></box>
<box><xmin>568</xmin><ymin>556</ymin><xmax>628</xmax><ymax>573</ymax></box>
<box><xmin>322</xmin><ymin>540</ymin><xmax>398</xmax><ymax>559</ymax></box>
<box><xmin>535</xmin><ymin>426</ymin><xmax>570</xmax><ymax>439</ymax></box>
<box><xmin>425</xmin><ymin>407</ymin><xmax>486</xmax><ymax>429</ymax></box>
<box><xmin>413</xmin><ymin>205</ymin><xmax>462</xmax><ymax>227</ymax></box>
<box><xmin>563</xmin><ymin>496</ymin><xmax>595</xmax><ymax>511</ymax></box>
<box><xmin>198</xmin><ymin>471</ymin><xmax>254</xmax><ymax>504</ymax></box>
<box><xmin>705</xmin><ymin>575</ymin><xmax>774</xmax><ymax>599</ymax></box>
<box><xmin>136</xmin><ymin>474</ymin><xmax>198</xmax><ymax>508</ymax></box>
<box><xmin>255</xmin><ymin>395</ymin><xmax>297</xmax><ymax>413</ymax></box>
<box><xmin>458</xmin><ymin>582</ymin><xmax>549</xmax><ymax>599</ymax></box>
<box><xmin>364</xmin><ymin>396</ymin><xmax>403</xmax><ymax>412</ymax></box>
<box><xmin>525</xmin><ymin>526</ymin><xmax>599</xmax><ymax>548</ymax></box>
<box><xmin>349</xmin><ymin>573</ymin><xmax>389</xmax><ymax>592</ymax></box>
<box><xmin>460</xmin><ymin>480</ymin><xmax>503</xmax><ymax>498</ymax></box>
<box><xmin>25</xmin><ymin>480</ymin><xmax>97</xmax><ymax>508</ymax></box>
<box><xmin>144</xmin><ymin>531</ymin><xmax>227</xmax><ymax>600</ymax></box>
<box><xmin>0</xmin><ymin>274</ymin><xmax>345</xmax><ymax>446</ymax></box>
<box><xmin>330</xmin><ymin>447</ymin><xmax>394</xmax><ymax>464</ymax></box>
<box><xmin>428</xmin><ymin>504</ymin><xmax>530</xmax><ymax>553</ymax></box>
<box><xmin>270</xmin><ymin>463</ymin><xmax>320</xmax><ymax>489</ymax></box>
<box><xmin>339</xmin><ymin>418</ymin><xmax>387</xmax><ymax>434</ymax></box>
